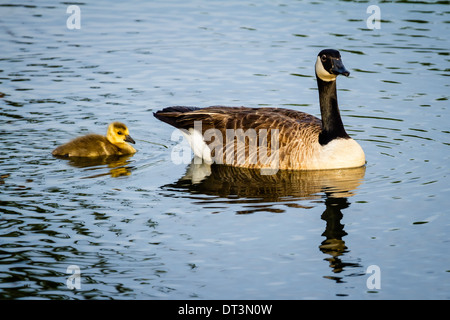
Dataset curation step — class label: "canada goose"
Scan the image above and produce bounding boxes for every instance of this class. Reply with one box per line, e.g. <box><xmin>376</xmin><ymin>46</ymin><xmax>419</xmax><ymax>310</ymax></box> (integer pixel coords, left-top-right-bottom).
<box><xmin>154</xmin><ymin>49</ymin><xmax>365</xmax><ymax>170</ymax></box>
<box><xmin>52</xmin><ymin>122</ymin><xmax>136</xmax><ymax>157</ymax></box>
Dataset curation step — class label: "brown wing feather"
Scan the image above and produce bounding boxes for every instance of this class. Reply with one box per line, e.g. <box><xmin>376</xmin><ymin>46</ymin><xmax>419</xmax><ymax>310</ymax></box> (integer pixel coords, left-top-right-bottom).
<box><xmin>154</xmin><ymin>106</ymin><xmax>322</xmax><ymax>169</ymax></box>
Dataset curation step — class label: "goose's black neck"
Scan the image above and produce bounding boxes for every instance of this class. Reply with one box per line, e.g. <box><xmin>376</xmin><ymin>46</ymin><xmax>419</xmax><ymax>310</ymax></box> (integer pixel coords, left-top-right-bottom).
<box><xmin>317</xmin><ymin>76</ymin><xmax>350</xmax><ymax>145</ymax></box>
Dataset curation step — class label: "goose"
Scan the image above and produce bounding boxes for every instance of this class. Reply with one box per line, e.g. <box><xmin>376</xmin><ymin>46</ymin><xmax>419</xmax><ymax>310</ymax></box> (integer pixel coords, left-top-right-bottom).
<box><xmin>154</xmin><ymin>49</ymin><xmax>365</xmax><ymax>170</ymax></box>
<box><xmin>52</xmin><ymin>122</ymin><xmax>136</xmax><ymax>157</ymax></box>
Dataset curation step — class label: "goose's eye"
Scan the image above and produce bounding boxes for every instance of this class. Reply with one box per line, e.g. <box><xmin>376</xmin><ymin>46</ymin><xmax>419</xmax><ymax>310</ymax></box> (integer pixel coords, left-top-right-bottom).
<box><xmin>117</xmin><ymin>131</ymin><xmax>123</xmax><ymax>135</ymax></box>
<box><xmin>321</xmin><ymin>55</ymin><xmax>327</xmax><ymax>62</ymax></box>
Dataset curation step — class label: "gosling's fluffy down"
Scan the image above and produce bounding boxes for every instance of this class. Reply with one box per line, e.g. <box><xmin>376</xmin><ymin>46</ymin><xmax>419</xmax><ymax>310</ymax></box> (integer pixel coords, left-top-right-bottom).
<box><xmin>52</xmin><ymin>122</ymin><xmax>136</xmax><ymax>157</ymax></box>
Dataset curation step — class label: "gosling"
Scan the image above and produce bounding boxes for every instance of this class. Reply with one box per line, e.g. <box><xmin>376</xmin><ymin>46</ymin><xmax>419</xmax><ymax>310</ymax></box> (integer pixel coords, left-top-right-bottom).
<box><xmin>52</xmin><ymin>122</ymin><xmax>136</xmax><ymax>157</ymax></box>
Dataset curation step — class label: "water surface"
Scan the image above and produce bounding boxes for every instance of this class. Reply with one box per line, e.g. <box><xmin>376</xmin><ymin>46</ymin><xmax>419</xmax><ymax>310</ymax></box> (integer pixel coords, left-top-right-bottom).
<box><xmin>0</xmin><ymin>0</ymin><xmax>449</xmax><ymax>299</ymax></box>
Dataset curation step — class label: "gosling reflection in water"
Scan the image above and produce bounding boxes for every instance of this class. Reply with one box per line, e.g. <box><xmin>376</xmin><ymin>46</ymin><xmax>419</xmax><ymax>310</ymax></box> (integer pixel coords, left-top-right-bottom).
<box><xmin>167</xmin><ymin>159</ymin><xmax>365</xmax><ymax>279</ymax></box>
<box><xmin>56</xmin><ymin>154</ymin><xmax>134</xmax><ymax>178</ymax></box>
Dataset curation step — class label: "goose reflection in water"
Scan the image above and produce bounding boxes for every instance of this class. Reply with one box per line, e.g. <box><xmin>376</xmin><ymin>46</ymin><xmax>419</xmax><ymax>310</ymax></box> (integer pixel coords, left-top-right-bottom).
<box><xmin>165</xmin><ymin>158</ymin><xmax>366</xmax><ymax>279</ymax></box>
<box><xmin>54</xmin><ymin>154</ymin><xmax>135</xmax><ymax>178</ymax></box>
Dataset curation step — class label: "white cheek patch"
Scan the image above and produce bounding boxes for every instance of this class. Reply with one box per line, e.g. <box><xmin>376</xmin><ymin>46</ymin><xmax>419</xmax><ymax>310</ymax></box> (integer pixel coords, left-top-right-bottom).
<box><xmin>315</xmin><ymin>56</ymin><xmax>336</xmax><ymax>82</ymax></box>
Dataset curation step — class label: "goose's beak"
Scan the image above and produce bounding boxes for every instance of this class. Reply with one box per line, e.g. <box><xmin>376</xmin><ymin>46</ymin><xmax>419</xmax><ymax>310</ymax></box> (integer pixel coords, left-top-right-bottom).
<box><xmin>125</xmin><ymin>135</ymin><xmax>136</xmax><ymax>144</ymax></box>
<box><xmin>331</xmin><ymin>59</ymin><xmax>350</xmax><ymax>77</ymax></box>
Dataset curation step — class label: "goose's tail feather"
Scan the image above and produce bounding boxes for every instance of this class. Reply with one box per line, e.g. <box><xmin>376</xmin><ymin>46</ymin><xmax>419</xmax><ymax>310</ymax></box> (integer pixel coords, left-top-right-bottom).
<box><xmin>153</xmin><ymin>106</ymin><xmax>200</xmax><ymax>128</ymax></box>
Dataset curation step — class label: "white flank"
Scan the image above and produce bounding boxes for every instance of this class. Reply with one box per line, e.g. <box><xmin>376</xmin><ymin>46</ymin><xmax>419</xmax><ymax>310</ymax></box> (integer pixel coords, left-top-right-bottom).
<box><xmin>182</xmin><ymin>128</ymin><xmax>213</xmax><ymax>163</ymax></box>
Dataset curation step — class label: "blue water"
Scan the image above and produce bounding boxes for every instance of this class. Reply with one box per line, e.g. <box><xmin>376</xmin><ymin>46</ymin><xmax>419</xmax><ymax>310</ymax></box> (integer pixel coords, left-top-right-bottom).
<box><xmin>0</xmin><ymin>0</ymin><xmax>449</xmax><ymax>299</ymax></box>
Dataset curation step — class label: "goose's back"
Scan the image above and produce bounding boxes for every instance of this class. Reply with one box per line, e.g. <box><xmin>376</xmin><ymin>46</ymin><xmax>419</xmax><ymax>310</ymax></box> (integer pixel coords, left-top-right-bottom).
<box><xmin>154</xmin><ymin>106</ymin><xmax>323</xmax><ymax>169</ymax></box>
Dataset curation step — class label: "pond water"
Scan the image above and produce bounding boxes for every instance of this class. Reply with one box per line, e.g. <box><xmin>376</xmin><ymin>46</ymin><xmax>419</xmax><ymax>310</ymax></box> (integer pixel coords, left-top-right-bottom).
<box><xmin>0</xmin><ymin>0</ymin><xmax>449</xmax><ymax>300</ymax></box>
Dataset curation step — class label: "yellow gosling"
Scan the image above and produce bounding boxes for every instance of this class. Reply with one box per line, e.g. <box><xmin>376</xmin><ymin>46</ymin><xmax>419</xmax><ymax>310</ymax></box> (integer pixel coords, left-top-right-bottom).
<box><xmin>52</xmin><ymin>122</ymin><xmax>136</xmax><ymax>157</ymax></box>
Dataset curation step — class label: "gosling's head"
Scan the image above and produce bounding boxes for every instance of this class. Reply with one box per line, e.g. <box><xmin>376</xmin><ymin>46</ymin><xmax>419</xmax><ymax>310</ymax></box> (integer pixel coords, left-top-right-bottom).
<box><xmin>315</xmin><ymin>49</ymin><xmax>350</xmax><ymax>82</ymax></box>
<box><xmin>106</xmin><ymin>122</ymin><xmax>136</xmax><ymax>145</ymax></box>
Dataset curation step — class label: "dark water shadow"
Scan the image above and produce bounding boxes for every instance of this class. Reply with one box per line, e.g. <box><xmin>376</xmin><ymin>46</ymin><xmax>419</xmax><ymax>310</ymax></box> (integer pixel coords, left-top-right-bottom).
<box><xmin>164</xmin><ymin>159</ymin><xmax>366</xmax><ymax>281</ymax></box>
<box><xmin>165</xmin><ymin>159</ymin><xmax>365</xmax><ymax>201</ymax></box>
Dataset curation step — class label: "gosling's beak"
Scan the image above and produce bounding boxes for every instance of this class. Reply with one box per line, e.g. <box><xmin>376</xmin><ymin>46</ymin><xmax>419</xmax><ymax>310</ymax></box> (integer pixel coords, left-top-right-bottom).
<box><xmin>331</xmin><ymin>58</ymin><xmax>350</xmax><ymax>77</ymax></box>
<box><xmin>125</xmin><ymin>135</ymin><xmax>136</xmax><ymax>144</ymax></box>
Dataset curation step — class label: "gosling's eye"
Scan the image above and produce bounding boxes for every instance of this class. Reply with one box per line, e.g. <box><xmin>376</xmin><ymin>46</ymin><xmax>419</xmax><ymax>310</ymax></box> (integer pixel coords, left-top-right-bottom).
<box><xmin>321</xmin><ymin>55</ymin><xmax>327</xmax><ymax>62</ymax></box>
<box><xmin>117</xmin><ymin>131</ymin><xmax>123</xmax><ymax>135</ymax></box>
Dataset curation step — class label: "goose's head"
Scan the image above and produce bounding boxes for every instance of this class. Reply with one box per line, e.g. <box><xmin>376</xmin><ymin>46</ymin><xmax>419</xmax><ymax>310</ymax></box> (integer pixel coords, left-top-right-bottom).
<box><xmin>106</xmin><ymin>122</ymin><xmax>136</xmax><ymax>145</ymax></box>
<box><xmin>315</xmin><ymin>49</ymin><xmax>350</xmax><ymax>82</ymax></box>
